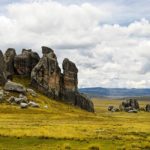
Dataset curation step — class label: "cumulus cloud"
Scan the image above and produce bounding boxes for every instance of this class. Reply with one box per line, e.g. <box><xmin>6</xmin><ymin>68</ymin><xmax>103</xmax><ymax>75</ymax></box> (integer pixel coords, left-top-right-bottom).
<box><xmin>0</xmin><ymin>0</ymin><xmax>150</xmax><ymax>88</ymax></box>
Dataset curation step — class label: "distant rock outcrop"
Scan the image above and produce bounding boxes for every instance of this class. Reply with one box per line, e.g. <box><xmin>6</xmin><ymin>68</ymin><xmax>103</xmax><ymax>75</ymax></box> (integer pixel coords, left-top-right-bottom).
<box><xmin>120</xmin><ymin>99</ymin><xmax>139</xmax><ymax>111</ymax></box>
<box><xmin>4</xmin><ymin>48</ymin><xmax>16</xmax><ymax>77</ymax></box>
<box><xmin>14</xmin><ymin>49</ymin><xmax>40</xmax><ymax>76</ymax></box>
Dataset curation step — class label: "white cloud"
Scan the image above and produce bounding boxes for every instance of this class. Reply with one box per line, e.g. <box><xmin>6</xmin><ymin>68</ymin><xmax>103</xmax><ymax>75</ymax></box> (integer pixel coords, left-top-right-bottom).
<box><xmin>0</xmin><ymin>1</ymin><xmax>150</xmax><ymax>88</ymax></box>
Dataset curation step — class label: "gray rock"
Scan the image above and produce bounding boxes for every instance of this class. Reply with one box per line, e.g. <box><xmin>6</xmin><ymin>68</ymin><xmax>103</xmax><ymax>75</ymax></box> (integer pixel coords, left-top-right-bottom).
<box><xmin>121</xmin><ymin>99</ymin><xmax>139</xmax><ymax>111</ymax></box>
<box><xmin>4</xmin><ymin>81</ymin><xmax>26</xmax><ymax>93</ymax></box>
<box><xmin>7</xmin><ymin>96</ymin><xmax>15</xmax><ymax>103</ymax></box>
<box><xmin>44</xmin><ymin>105</ymin><xmax>48</xmax><ymax>109</ymax></box>
<box><xmin>62</xmin><ymin>58</ymin><xmax>78</xmax><ymax>92</ymax></box>
<box><xmin>42</xmin><ymin>46</ymin><xmax>54</xmax><ymax>55</ymax></box>
<box><xmin>27</xmin><ymin>88</ymin><xmax>37</xmax><ymax>97</ymax></box>
<box><xmin>4</xmin><ymin>48</ymin><xmax>16</xmax><ymax>77</ymax></box>
<box><xmin>111</xmin><ymin>108</ymin><xmax>120</xmax><ymax>112</ymax></box>
<box><xmin>128</xmin><ymin>109</ymin><xmax>138</xmax><ymax>113</ymax></box>
<box><xmin>0</xmin><ymin>90</ymin><xmax>4</xmax><ymax>101</ymax></box>
<box><xmin>0</xmin><ymin>50</ymin><xmax>7</xmax><ymax>85</ymax></box>
<box><xmin>28</xmin><ymin>101</ymin><xmax>39</xmax><ymax>108</ymax></box>
<box><xmin>20</xmin><ymin>102</ymin><xmax>28</xmax><ymax>109</ymax></box>
<box><xmin>19</xmin><ymin>94</ymin><xmax>24</xmax><ymax>98</ymax></box>
<box><xmin>108</xmin><ymin>106</ymin><xmax>114</xmax><ymax>111</ymax></box>
<box><xmin>145</xmin><ymin>104</ymin><xmax>150</xmax><ymax>112</ymax></box>
<box><xmin>14</xmin><ymin>49</ymin><xmax>40</xmax><ymax>76</ymax></box>
<box><xmin>75</xmin><ymin>93</ymin><xmax>94</xmax><ymax>112</ymax></box>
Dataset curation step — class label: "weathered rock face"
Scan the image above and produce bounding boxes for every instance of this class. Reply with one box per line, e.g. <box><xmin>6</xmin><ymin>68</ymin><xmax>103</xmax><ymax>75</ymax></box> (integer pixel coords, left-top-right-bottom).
<box><xmin>31</xmin><ymin>46</ymin><xmax>61</xmax><ymax>99</ymax></box>
<box><xmin>14</xmin><ymin>49</ymin><xmax>40</xmax><ymax>76</ymax></box>
<box><xmin>0</xmin><ymin>50</ymin><xmax>7</xmax><ymax>85</ymax></box>
<box><xmin>31</xmin><ymin>46</ymin><xmax>94</xmax><ymax>112</ymax></box>
<box><xmin>4</xmin><ymin>48</ymin><xmax>16</xmax><ymax>77</ymax></box>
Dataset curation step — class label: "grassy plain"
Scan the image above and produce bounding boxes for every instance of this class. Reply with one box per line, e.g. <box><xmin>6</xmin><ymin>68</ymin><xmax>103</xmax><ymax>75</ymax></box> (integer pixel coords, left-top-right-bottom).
<box><xmin>0</xmin><ymin>77</ymin><xmax>150</xmax><ymax>149</ymax></box>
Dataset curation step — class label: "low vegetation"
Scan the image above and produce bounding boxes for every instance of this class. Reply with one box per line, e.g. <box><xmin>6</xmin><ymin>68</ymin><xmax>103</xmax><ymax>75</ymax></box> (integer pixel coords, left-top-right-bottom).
<box><xmin>0</xmin><ymin>77</ymin><xmax>150</xmax><ymax>149</ymax></box>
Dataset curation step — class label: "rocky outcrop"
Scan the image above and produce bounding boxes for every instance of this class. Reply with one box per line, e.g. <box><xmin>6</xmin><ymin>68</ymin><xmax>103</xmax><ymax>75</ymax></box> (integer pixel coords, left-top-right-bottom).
<box><xmin>31</xmin><ymin>46</ymin><xmax>61</xmax><ymax>99</ymax></box>
<box><xmin>31</xmin><ymin>46</ymin><xmax>94</xmax><ymax>112</ymax></box>
<box><xmin>61</xmin><ymin>58</ymin><xmax>78</xmax><ymax>103</ymax></box>
<box><xmin>14</xmin><ymin>49</ymin><xmax>40</xmax><ymax>76</ymax></box>
<box><xmin>0</xmin><ymin>50</ymin><xmax>7</xmax><ymax>85</ymax></box>
<box><xmin>4</xmin><ymin>48</ymin><xmax>16</xmax><ymax>77</ymax></box>
<box><xmin>120</xmin><ymin>99</ymin><xmax>139</xmax><ymax>112</ymax></box>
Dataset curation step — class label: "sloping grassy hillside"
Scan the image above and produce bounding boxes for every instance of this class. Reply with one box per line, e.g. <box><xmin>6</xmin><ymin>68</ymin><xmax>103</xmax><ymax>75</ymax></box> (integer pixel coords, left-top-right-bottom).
<box><xmin>0</xmin><ymin>77</ymin><xmax>150</xmax><ymax>149</ymax></box>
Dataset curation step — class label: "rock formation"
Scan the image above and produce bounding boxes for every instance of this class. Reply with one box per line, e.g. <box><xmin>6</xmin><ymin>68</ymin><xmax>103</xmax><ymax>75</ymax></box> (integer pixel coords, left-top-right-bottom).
<box><xmin>0</xmin><ymin>50</ymin><xmax>7</xmax><ymax>85</ymax></box>
<box><xmin>31</xmin><ymin>46</ymin><xmax>61</xmax><ymax>99</ymax></box>
<box><xmin>14</xmin><ymin>49</ymin><xmax>40</xmax><ymax>76</ymax></box>
<box><xmin>61</xmin><ymin>58</ymin><xmax>78</xmax><ymax>104</ymax></box>
<box><xmin>31</xmin><ymin>46</ymin><xmax>94</xmax><ymax>112</ymax></box>
<box><xmin>119</xmin><ymin>99</ymin><xmax>139</xmax><ymax>112</ymax></box>
<box><xmin>4</xmin><ymin>48</ymin><xmax>16</xmax><ymax>77</ymax></box>
<box><xmin>146</xmin><ymin>104</ymin><xmax>150</xmax><ymax>112</ymax></box>
<box><xmin>0</xmin><ymin>46</ymin><xmax>94</xmax><ymax>112</ymax></box>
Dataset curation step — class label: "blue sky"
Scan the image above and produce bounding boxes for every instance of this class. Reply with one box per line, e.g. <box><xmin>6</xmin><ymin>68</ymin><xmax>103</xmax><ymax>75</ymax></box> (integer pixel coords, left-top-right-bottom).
<box><xmin>1</xmin><ymin>0</ymin><xmax>150</xmax><ymax>88</ymax></box>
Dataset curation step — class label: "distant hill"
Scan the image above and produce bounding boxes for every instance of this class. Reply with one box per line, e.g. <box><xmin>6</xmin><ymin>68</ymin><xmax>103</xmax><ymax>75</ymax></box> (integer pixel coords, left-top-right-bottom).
<box><xmin>79</xmin><ymin>87</ymin><xmax>150</xmax><ymax>98</ymax></box>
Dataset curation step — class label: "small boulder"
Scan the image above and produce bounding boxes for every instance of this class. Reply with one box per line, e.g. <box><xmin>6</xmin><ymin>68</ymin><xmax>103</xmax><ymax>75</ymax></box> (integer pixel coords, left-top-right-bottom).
<box><xmin>145</xmin><ymin>104</ymin><xmax>150</xmax><ymax>112</ymax></box>
<box><xmin>4</xmin><ymin>48</ymin><xmax>16</xmax><ymax>76</ymax></box>
<box><xmin>28</xmin><ymin>101</ymin><xmax>39</xmax><ymax>108</ymax></box>
<box><xmin>120</xmin><ymin>99</ymin><xmax>139</xmax><ymax>112</ymax></box>
<box><xmin>14</xmin><ymin>96</ymin><xmax>28</xmax><ymax>104</ymax></box>
<box><xmin>128</xmin><ymin>109</ymin><xmax>138</xmax><ymax>113</ymax></box>
<box><xmin>108</xmin><ymin>106</ymin><xmax>114</xmax><ymax>111</ymax></box>
<box><xmin>4</xmin><ymin>81</ymin><xmax>26</xmax><ymax>93</ymax></box>
<box><xmin>20</xmin><ymin>103</ymin><xmax>28</xmax><ymax>109</ymax></box>
<box><xmin>27</xmin><ymin>88</ymin><xmax>37</xmax><ymax>97</ymax></box>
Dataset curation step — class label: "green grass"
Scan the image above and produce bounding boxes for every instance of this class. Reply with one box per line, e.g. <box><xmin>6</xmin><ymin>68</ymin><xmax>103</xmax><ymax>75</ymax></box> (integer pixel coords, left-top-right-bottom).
<box><xmin>0</xmin><ymin>77</ymin><xmax>150</xmax><ymax>149</ymax></box>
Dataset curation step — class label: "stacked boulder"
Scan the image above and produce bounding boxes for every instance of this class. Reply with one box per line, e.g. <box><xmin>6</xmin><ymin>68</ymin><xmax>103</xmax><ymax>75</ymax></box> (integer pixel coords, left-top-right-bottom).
<box><xmin>146</xmin><ymin>104</ymin><xmax>150</xmax><ymax>112</ymax></box>
<box><xmin>0</xmin><ymin>50</ymin><xmax>7</xmax><ymax>85</ymax></box>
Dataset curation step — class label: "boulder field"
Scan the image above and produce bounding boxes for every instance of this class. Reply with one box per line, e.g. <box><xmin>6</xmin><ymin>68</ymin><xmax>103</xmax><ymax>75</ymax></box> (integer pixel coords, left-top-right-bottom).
<box><xmin>0</xmin><ymin>46</ymin><xmax>94</xmax><ymax>112</ymax></box>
